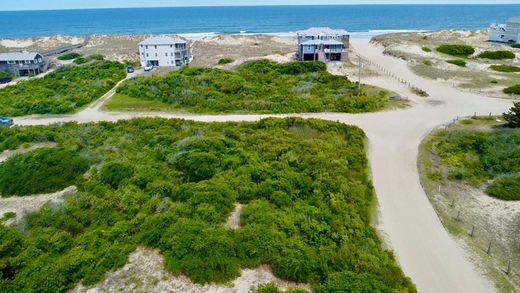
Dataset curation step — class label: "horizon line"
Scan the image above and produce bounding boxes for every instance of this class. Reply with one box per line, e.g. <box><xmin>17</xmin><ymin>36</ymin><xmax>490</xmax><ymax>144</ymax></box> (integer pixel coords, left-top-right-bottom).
<box><xmin>2</xmin><ymin>3</ymin><xmax>520</xmax><ymax>12</ymax></box>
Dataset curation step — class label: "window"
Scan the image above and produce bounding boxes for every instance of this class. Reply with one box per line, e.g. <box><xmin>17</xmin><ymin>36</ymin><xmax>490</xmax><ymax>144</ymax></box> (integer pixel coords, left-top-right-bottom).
<box><xmin>155</xmin><ymin>53</ymin><xmax>158</xmax><ymax>57</ymax></box>
<box><xmin>146</xmin><ymin>53</ymin><xmax>149</xmax><ymax>57</ymax></box>
<box><xmin>170</xmin><ymin>45</ymin><xmax>173</xmax><ymax>48</ymax></box>
<box><xmin>165</xmin><ymin>53</ymin><xmax>168</xmax><ymax>57</ymax></box>
<box><xmin>146</xmin><ymin>45</ymin><xmax>148</xmax><ymax>49</ymax></box>
<box><xmin>171</xmin><ymin>53</ymin><xmax>174</xmax><ymax>56</ymax></box>
<box><xmin>154</xmin><ymin>45</ymin><xmax>157</xmax><ymax>49</ymax></box>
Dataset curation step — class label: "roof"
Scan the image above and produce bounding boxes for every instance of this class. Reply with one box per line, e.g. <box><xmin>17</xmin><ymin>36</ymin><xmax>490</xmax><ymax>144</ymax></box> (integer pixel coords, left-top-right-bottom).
<box><xmin>301</xmin><ymin>39</ymin><xmax>345</xmax><ymax>46</ymax></box>
<box><xmin>297</xmin><ymin>27</ymin><xmax>349</xmax><ymax>36</ymax></box>
<box><xmin>139</xmin><ymin>36</ymin><xmax>187</xmax><ymax>46</ymax></box>
<box><xmin>507</xmin><ymin>17</ymin><xmax>520</xmax><ymax>24</ymax></box>
<box><xmin>0</xmin><ymin>51</ymin><xmax>41</xmax><ymax>61</ymax></box>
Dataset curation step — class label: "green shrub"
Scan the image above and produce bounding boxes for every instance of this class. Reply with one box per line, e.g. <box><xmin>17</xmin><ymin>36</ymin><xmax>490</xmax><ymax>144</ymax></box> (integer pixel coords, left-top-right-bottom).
<box><xmin>422</xmin><ymin>47</ymin><xmax>432</xmax><ymax>52</ymax></box>
<box><xmin>0</xmin><ymin>118</ymin><xmax>415</xmax><ymax>292</ymax></box>
<box><xmin>503</xmin><ymin>101</ymin><xmax>520</xmax><ymax>127</ymax></box>
<box><xmin>423</xmin><ymin>60</ymin><xmax>432</xmax><ymax>66</ymax></box>
<box><xmin>1</xmin><ymin>211</ymin><xmax>16</xmax><ymax>221</ymax></box>
<box><xmin>57</xmin><ymin>52</ymin><xmax>81</xmax><ymax>61</ymax></box>
<box><xmin>446</xmin><ymin>59</ymin><xmax>466</xmax><ymax>67</ymax></box>
<box><xmin>512</xmin><ymin>44</ymin><xmax>520</xmax><ymax>49</ymax></box>
<box><xmin>478</xmin><ymin>50</ymin><xmax>516</xmax><ymax>60</ymax></box>
<box><xmin>218</xmin><ymin>58</ymin><xmax>234</xmax><ymax>65</ymax></box>
<box><xmin>115</xmin><ymin>60</ymin><xmax>387</xmax><ymax>114</ymax></box>
<box><xmin>0</xmin><ymin>61</ymin><xmax>126</xmax><ymax>116</ymax></box>
<box><xmin>489</xmin><ymin>65</ymin><xmax>520</xmax><ymax>72</ymax></box>
<box><xmin>73</xmin><ymin>57</ymin><xmax>87</xmax><ymax>64</ymax></box>
<box><xmin>436</xmin><ymin>44</ymin><xmax>475</xmax><ymax>57</ymax></box>
<box><xmin>485</xmin><ymin>176</ymin><xmax>520</xmax><ymax>200</ymax></box>
<box><xmin>0</xmin><ymin>148</ymin><xmax>89</xmax><ymax>196</ymax></box>
<box><xmin>503</xmin><ymin>84</ymin><xmax>520</xmax><ymax>95</ymax></box>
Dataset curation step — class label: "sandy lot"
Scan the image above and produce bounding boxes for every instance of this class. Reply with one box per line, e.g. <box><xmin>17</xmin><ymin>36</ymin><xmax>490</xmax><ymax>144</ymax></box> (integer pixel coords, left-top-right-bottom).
<box><xmin>373</xmin><ymin>30</ymin><xmax>520</xmax><ymax>99</ymax></box>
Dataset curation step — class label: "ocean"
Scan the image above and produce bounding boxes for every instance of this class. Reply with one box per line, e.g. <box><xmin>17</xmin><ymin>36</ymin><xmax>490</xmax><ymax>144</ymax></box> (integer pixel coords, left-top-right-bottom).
<box><xmin>1</xmin><ymin>5</ymin><xmax>520</xmax><ymax>38</ymax></box>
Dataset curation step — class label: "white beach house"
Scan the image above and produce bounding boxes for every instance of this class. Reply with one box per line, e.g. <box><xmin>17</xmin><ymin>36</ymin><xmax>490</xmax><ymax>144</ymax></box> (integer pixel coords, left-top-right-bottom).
<box><xmin>139</xmin><ymin>36</ymin><xmax>191</xmax><ymax>68</ymax></box>
<box><xmin>488</xmin><ymin>17</ymin><xmax>520</xmax><ymax>44</ymax></box>
<box><xmin>297</xmin><ymin>27</ymin><xmax>350</xmax><ymax>62</ymax></box>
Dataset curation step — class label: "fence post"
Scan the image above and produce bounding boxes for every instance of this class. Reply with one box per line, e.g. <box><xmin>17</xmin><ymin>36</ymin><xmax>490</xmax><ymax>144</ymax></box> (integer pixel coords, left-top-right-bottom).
<box><xmin>470</xmin><ymin>225</ymin><xmax>475</xmax><ymax>237</ymax></box>
<box><xmin>506</xmin><ymin>260</ymin><xmax>512</xmax><ymax>275</ymax></box>
<box><xmin>487</xmin><ymin>241</ymin><xmax>492</xmax><ymax>255</ymax></box>
<box><xmin>455</xmin><ymin>211</ymin><xmax>461</xmax><ymax>222</ymax></box>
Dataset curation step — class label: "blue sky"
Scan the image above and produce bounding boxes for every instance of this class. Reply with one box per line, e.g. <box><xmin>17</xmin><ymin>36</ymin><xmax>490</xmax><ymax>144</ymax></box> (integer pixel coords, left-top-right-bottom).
<box><xmin>2</xmin><ymin>0</ymin><xmax>520</xmax><ymax>11</ymax></box>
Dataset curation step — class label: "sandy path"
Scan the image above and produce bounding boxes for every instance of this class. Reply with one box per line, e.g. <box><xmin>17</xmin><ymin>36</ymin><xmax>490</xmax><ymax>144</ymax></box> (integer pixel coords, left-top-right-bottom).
<box><xmin>10</xmin><ymin>39</ymin><xmax>515</xmax><ymax>293</ymax></box>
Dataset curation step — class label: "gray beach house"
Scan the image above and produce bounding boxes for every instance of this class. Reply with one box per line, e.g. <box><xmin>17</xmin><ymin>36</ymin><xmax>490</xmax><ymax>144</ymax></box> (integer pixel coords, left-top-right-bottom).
<box><xmin>0</xmin><ymin>51</ymin><xmax>46</xmax><ymax>76</ymax></box>
<box><xmin>139</xmin><ymin>36</ymin><xmax>191</xmax><ymax>68</ymax></box>
<box><xmin>297</xmin><ymin>27</ymin><xmax>350</xmax><ymax>62</ymax></box>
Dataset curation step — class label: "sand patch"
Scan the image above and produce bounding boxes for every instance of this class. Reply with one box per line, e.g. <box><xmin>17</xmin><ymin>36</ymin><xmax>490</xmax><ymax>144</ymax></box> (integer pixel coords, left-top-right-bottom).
<box><xmin>225</xmin><ymin>203</ymin><xmax>243</xmax><ymax>229</ymax></box>
<box><xmin>71</xmin><ymin>247</ymin><xmax>311</xmax><ymax>293</ymax></box>
<box><xmin>0</xmin><ymin>186</ymin><xmax>77</xmax><ymax>225</ymax></box>
<box><xmin>0</xmin><ymin>39</ymin><xmax>34</xmax><ymax>48</ymax></box>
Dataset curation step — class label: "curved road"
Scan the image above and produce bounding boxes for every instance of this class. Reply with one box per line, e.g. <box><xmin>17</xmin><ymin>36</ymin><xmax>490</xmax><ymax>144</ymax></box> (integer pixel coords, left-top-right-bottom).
<box><xmin>13</xmin><ymin>39</ymin><xmax>514</xmax><ymax>293</ymax></box>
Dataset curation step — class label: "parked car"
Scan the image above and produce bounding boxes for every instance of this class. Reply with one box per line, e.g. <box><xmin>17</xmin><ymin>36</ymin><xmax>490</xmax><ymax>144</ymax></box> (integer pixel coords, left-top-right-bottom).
<box><xmin>144</xmin><ymin>65</ymin><xmax>153</xmax><ymax>72</ymax></box>
<box><xmin>126</xmin><ymin>65</ymin><xmax>134</xmax><ymax>73</ymax></box>
<box><xmin>0</xmin><ymin>116</ymin><xmax>13</xmax><ymax>127</ymax></box>
<box><xmin>0</xmin><ymin>77</ymin><xmax>12</xmax><ymax>84</ymax></box>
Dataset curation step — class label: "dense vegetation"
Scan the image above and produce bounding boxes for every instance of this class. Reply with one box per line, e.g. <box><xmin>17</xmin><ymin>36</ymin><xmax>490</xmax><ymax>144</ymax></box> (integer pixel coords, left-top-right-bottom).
<box><xmin>115</xmin><ymin>60</ymin><xmax>389</xmax><ymax>114</ymax></box>
<box><xmin>217</xmin><ymin>58</ymin><xmax>234</xmax><ymax>65</ymax></box>
<box><xmin>504</xmin><ymin>101</ymin><xmax>520</xmax><ymax>127</ymax></box>
<box><xmin>485</xmin><ymin>175</ymin><xmax>520</xmax><ymax>200</ymax></box>
<box><xmin>446</xmin><ymin>59</ymin><xmax>466</xmax><ymax>67</ymax></box>
<box><xmin>436</xmin><ymin>44</ymin><xmax>475</xmax><ymax>57</ymax></box>
<box><xmin>0</xmin><ymin>61</ymin><xmax>126</xmax><ymax>116</ymax></box>
<box><xmin>0</xmin><ymin>118</ymin><xmax>414</xmax><ymax>292</ymax></box>
<box><xmin>478</xmin><ymin>50</ymin><xmax>516</xmax><ymax>60</ymax></box>
<box><xmin>429</xmin><ymin>128</ymin><xmax>520</xmax><ymax>200</ymax></box>
<box><xmin>0</xmin><ymin>148</ymin><xmax>88</xmax><ymax>196</ymax></box>
<box><xmin>57</xmin><ymin>52</ymin><xmax>82</xmax><ymax>61</ymax></box>
<box><xmin>503</xmin><ymin>84</ymin><xmax>520</xmax><ymax>95</ymax></box>
<box><xmin>512</xmin><ymin>44</ymin><xmax>520</xmax><ymax>49</ymax></box>
<box><xmin>489</xmin><ymin>65</ymin><xmax>520</xmax><ymax>72</ymax></box>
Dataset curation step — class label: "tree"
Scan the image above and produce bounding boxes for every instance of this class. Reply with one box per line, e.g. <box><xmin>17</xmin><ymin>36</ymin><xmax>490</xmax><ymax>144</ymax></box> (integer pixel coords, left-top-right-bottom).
<box><xmin>503</xmin><ymin>101</ymin><xmax>520</xmax><ymax>127</ymax></box>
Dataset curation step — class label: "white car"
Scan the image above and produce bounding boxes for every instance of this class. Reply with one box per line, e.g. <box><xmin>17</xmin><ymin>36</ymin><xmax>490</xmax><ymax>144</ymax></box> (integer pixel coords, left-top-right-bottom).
<box><xmin>144</xmin><ymin>65</ymin><xmax>154</xmax><ymax>72</ymax></box>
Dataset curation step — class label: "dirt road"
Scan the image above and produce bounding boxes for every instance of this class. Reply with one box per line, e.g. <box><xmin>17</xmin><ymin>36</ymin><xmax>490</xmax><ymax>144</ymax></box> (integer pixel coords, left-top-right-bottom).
<box><xmin>11</xmin><ymin>39</ymin><xmax>514</xmax><ymax>293</ymax></box>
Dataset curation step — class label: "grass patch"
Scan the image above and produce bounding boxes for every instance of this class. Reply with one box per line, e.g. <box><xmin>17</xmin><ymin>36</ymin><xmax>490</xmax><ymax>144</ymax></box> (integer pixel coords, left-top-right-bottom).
<box><xmin>0</xmin><ymin>147</ymin><xmax>88</xmax><ymax>196</ymax></box>
<box><xmin>74</xmin><ymin>54</ymin><xmax>105</xmax><ymax>64</ymax></box>
<box><xmin>503</xmin><ymin>84</ymin><xmax>520</xmax><ymax>95</ymax></box>
<box><xmin>0</xmin><ymin>61</ymin><xmax>126</xmax><ymax>116</ymax></box>
<box><xmin>489</xmin><ymin>65</ymin><xmax>520</xmax><ymax>72</ymax></box>
<box><xmin>217</xmin><ymin>58</ymin><xmax>234</xmax><ymax>65</ymax></box>
<box><xmin>0</xmin><ymin>118</ymin><xmax>415</xmax><ymax>292</ymax></box>
<box><xmin>478</xmin><ymin>50</ymin><xmax>516</xmax><ymax>60</ymax></box>
<box><xmin>436</xmin><ymin>44</ymin><xmax>475</xmax><ymax>57</ymax></box>
<box><xmin>422</xmin><ymin>47</ymin><xmax>432</xmax><ymax>52</ymax></box>
<box><xmin>57</xmin><ymin>52</ymin><xmax>81</xmax><ymax>61</ymax></box>
<box><xmin>115</xmin><ymin>60</ymin><xmax>389</xmax><ymax>114</ymax></box>
<box><xmin>446</xmin><ymin>59</ymin><xmax>466</xmax><ymax>67</ymax></box>
<box><xmin>423</xmin><ymin>60</ymin><xmax>432</xmax><ymax>66</ymax></box>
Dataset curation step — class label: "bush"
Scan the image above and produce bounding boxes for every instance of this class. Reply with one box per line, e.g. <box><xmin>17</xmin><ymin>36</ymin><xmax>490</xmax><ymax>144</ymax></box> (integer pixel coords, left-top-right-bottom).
<box><xmin>478</xmin><ymin>50</ymin><xmax>516</xmax><ymax>60</ymax></box>
<box><xmin>503</xmin><ymin>84</ymin><xmax>520</xmax><ymax>95</ymax></box>
<box><xmin>57</xmin><ymin>52</ymin><xmax>81</xmax><ymax>61</ymax></box>
<box><xmin>436</xmin><ymin>44</ymin><xmax>475</xmax><ymax>57</ymax></box>
<box><xmin>218</xmin><ymin>58</ymin><xmax>234</xmax><ymax>65</ymax></box>
<box><xmin>423</xmin><ymin>60</ymin><xmax>432</xmax><ymax>66</ymax></box>
<box><xmin>115</xmin><ymin>60</ymin><xmax>387</xmax><ymax>114</ymax></box>
<box><xmin>489</xmin><ymin>65</ymin><xmax>520</xmax><ymax>72</ymax></box>
<box><xmin>446</xmin><ymin>59</ymin><xmax>466</xmax><ymax>67</ymax></box>
<box><xmin>0</xmin><ymin>61</ymin><xmax>126</xmax><ymax>116</ymax></box>
<box><xmin>422</xmin><ymin>47</ymin><xmax>432</xmax><ymax>52</ymax></box>
<box><xmin>0</xmin><ymin>118</ymin><xmax>415</xmax><ymax>292</ymax></box>
<box><xmin>0</xmin><ymin>148</ymin><xmax>89</xmax><ymax>196</ymax></box>
<box><xmin>503</xmin><ymin>101</ymin><xmax>520</xmax><ymax>127</ymax></box>
<box><xmin>512</xmin><ymin>44</ymin><xmax>520</xmax><ymax>49</ymax></box>
<box><xmin>485</xmin><ymin>176</ymin><xmax>520</xmax><ymax>200</ymax></box>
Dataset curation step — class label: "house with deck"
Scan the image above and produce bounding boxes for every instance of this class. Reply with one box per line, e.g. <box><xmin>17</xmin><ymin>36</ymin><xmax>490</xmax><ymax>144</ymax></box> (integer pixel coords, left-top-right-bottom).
<box><xmin>0</xmin><ymin>51</ymin><xmax>46</xmax><ymax>77</ymax></box>
<box><xmin>297</xmin><ymin>27</ymin><xmax>350</xmax><ymax>62</ymax></box>
<box><xmin>488</xmin><ymin>17</ymin><xmax>520</xmax><ymax>44</ymax></box>
<box><xmin>139</xmin><ymin>36</ymin><xmax>191</xmax><ymax>68</ymax></box>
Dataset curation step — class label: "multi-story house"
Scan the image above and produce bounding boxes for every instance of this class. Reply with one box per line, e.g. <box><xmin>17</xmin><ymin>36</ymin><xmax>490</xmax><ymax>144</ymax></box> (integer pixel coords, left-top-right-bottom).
<box><xmin>139</xmin><ymin>36</ymin><xmax>191</xmax><ymax>68</ymax></box>
<box><xmin>297</xmin><ymin>27</ymin><xmax>350</xmax><ymax>62</ymax></box>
